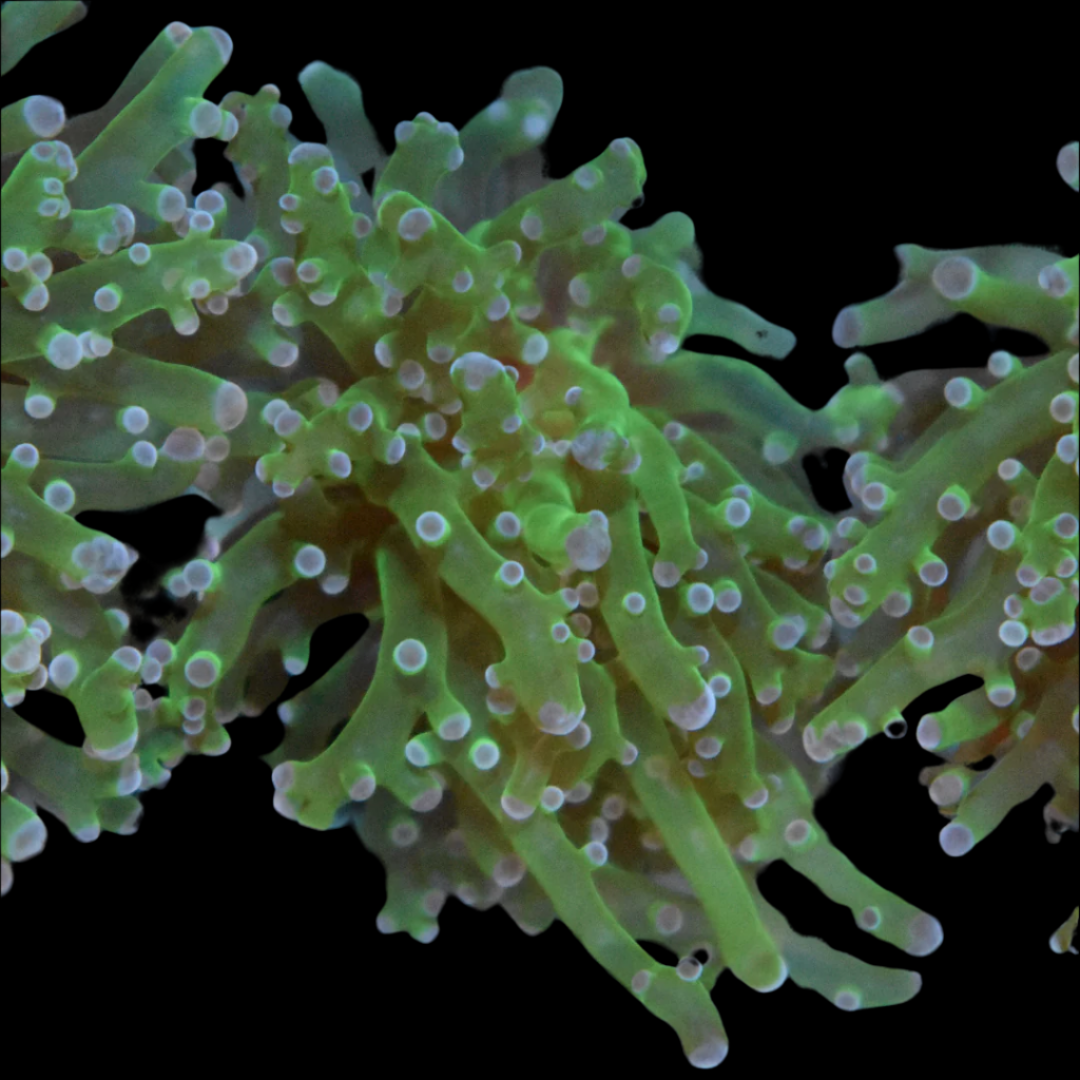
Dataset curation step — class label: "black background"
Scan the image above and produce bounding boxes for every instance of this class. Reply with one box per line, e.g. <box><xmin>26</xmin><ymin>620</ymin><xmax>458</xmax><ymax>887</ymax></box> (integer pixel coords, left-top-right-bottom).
<box><xmin>2</xmin><ymin>2</ymin><xmax>1074</xmax><ymax>1072</ymax></box>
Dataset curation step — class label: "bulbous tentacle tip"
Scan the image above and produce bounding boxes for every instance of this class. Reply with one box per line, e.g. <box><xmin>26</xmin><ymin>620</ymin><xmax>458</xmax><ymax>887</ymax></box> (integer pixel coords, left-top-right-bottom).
<box><xmin>906</xmin><ymin>913</ymin><xmax>944</xmax><ymax>957</ymax></box>
<box><xmin>687</xmin><ymin>1037</ymin><xmax>729</xmax><ymax>1070</ymax></box>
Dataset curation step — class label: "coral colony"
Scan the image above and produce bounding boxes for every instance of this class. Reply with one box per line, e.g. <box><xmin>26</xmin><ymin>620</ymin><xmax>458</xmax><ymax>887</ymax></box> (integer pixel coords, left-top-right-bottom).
<box><xmin>1</xmin><ymin>1</ymin><xmax>1077</xmax><ymax>1068</ymax></box>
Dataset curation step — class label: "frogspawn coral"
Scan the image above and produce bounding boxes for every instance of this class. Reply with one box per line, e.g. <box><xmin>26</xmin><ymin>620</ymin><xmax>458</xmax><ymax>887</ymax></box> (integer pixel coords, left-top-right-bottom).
<box><xmin>1</xmin><ymin>2</ymin><xmax>1075</xmax><ymax>1070</ymax></box>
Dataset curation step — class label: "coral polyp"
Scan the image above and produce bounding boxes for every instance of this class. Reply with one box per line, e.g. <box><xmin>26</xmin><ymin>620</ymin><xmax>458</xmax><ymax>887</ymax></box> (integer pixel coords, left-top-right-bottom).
<box><xmin>2</xmin><ymin>2</ymin><xmax>1075</xmax><ymax>1068</ymax></box>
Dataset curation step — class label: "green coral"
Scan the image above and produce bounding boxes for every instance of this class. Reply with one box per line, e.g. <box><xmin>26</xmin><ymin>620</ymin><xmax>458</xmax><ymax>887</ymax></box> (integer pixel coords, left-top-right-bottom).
<box><xmin>1</xmin><ymin>2</ymin><xmax>1076</xmax><ymax>1067</ymax></box>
